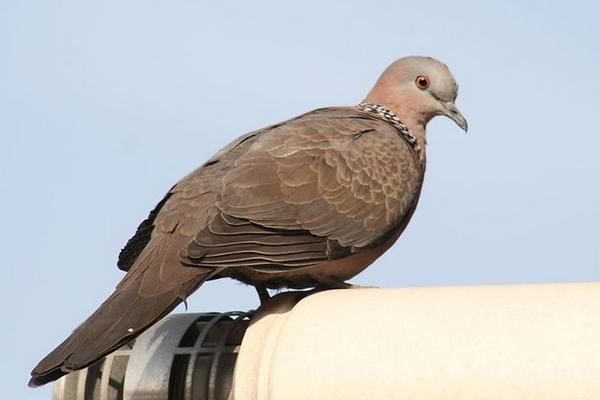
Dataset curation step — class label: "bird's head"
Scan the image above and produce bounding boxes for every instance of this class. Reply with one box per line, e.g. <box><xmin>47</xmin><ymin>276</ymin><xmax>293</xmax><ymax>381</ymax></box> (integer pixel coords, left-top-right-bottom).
<box><xmin>365</xmin><ymin>56</ymin><xmax>467</xmax><ymax>132</ymax></box>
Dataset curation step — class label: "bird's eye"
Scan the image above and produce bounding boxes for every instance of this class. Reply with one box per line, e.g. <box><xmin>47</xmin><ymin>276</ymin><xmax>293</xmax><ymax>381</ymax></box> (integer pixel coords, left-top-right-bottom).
<box><xmin>415</xmin><ymin>75</ymin><xmax>430</xmax><ymax>90</ymax></box>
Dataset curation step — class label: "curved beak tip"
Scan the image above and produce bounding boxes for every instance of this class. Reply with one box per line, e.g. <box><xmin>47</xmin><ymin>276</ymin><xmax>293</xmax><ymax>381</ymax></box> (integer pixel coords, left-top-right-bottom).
<box><xmin>443</xmin><ymin>103</ymin><xmax>468</xmax><ymax>133</ymax></box>
<box><xmin>457</xmin><ymin>115</ymin><xmax>468</xmax><ymax>133</ymax></box>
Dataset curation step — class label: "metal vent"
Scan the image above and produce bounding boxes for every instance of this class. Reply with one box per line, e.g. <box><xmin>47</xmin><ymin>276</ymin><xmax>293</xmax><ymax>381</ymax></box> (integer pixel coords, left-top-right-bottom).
<box><xmin>52</xmin><ymin>311</ymin><xmax>253</xmax><ymax>400</ymax></box>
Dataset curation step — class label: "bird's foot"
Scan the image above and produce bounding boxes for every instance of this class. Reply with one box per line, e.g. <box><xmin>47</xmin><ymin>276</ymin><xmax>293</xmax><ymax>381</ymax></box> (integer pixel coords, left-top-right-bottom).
<box><xmin>345</xmin><ymin>284</ymin><xmax>380</xmax><ymax>289</ymax></box>
<box><xmin>315</xmin><ymin>279</ymin><xmax>379</xmax><ymax>291</ymax></box>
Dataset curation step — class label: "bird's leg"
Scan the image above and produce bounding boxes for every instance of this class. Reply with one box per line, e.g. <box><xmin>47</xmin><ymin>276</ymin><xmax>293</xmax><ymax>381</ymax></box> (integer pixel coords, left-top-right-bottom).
<box><xmin>255</xmin><ymin>285</ymin><xmax>271</xmax><ymax>304</ymax></box>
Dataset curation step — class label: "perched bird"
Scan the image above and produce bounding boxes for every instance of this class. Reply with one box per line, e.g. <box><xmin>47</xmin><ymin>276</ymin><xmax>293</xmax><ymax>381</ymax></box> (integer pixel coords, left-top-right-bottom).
<box><xmin>29</xmin><ymin>56</ymin><xmax>467</xmax><ymax>387</ymax></box>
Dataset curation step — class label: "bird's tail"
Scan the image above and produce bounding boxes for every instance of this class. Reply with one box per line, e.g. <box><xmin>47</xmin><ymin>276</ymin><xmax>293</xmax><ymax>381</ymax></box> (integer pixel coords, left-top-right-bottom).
<box><xmin>28</xmin><ymin>273</ymin><xmax>206</xmax><ymax>387</ymax></box>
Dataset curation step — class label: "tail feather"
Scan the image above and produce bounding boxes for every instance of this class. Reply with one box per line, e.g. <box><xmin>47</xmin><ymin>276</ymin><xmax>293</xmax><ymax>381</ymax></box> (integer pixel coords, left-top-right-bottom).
<box><xmin>28</xmin><ymin>274</ymin><xmax>206</xmax><ymax>387</ymax></box>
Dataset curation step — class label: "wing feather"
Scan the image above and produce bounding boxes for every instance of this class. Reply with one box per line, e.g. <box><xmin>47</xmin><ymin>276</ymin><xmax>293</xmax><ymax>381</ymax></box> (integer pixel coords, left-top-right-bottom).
<box><xmin>183</xmin><ymin>109</ymin><xmax>423</xmax><ymax>268</ymax></box>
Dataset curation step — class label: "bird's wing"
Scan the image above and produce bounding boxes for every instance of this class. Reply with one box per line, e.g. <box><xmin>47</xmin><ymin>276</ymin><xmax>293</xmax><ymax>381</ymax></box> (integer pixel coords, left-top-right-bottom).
<box><xmin>116</xmin><ymin>131</ymin><xmax>261</xmax><ymax>273</ymax></box>
<box><xmin>113</xmin><ymin>130</ymin><xmax>264</xmax><ymax>296</ymax></box>
<box><xmin>182</xmin><ymin>108</ymin><xmax>424</xmax><ymax>270</ymax></box>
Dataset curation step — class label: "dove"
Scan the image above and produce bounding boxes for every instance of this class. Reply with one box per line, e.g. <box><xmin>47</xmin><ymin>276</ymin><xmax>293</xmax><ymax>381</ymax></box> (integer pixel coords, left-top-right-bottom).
<box><xmin>29</xmin><ymin>56</ymin><xmax>467</xmax><ymax>387</ymax></box>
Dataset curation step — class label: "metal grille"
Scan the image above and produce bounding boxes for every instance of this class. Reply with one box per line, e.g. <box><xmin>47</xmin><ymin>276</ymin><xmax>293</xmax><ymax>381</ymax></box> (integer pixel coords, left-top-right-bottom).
<box><xmin>52</xmin><ymin>311</ymin><xmax>253</xmax><ymax>400</ymax></box>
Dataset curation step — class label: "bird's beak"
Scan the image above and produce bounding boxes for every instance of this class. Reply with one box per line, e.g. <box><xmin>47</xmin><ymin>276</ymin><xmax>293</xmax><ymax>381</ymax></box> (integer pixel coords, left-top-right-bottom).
<box><xmin>441</xmin><ymin>101</ymin><xmax>468</xmax><ymax>133</ymax></box>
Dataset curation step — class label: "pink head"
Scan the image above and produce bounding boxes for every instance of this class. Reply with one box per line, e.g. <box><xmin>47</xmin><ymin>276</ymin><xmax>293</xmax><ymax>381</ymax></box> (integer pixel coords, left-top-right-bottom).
<box><xmin>365</xmin><ymin>56</ymin><xmax>467</xmax><ymax>133</ymax></box>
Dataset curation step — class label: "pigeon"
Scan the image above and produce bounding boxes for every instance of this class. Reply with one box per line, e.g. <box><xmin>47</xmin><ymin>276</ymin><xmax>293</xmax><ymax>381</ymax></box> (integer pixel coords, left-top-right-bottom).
<box><xmin>29</xmin><ymin>56</ymin><xmax>467</xmax><ymax>387</ymax></box>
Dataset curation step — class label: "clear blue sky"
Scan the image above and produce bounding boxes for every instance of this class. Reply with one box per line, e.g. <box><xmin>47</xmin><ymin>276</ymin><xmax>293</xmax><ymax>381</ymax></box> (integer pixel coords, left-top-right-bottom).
<box><xmin>1</xmin><ymin>1</ymin><xmax>598</xmax><ymax>398</ymax></box>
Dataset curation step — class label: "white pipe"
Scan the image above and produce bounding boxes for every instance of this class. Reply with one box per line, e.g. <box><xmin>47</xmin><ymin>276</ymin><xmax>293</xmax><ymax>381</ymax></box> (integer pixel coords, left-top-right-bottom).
<box><xmin>233</xmin><ymin>283</ymin><xmax>600</xmax><ymax>399</ymax></box>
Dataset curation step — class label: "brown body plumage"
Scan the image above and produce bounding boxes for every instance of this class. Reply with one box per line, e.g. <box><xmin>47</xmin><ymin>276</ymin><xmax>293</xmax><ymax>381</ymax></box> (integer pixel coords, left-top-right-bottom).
<box><xmin>30</xmin><ymin>56</ymin><xmax>466</xmax><ymax>387</ymax></box>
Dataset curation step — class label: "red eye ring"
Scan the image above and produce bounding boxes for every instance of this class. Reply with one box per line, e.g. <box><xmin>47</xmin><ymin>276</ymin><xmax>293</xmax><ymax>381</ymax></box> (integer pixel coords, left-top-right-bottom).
<box><xmin>415</xmin><ymin>75</ymin><xmax>430</xmax><ymax>90</ymax></box>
